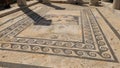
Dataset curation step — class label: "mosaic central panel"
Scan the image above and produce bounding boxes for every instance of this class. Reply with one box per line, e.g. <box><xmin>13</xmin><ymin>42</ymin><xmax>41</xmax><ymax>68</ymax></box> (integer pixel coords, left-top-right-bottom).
<box><xmin>17</xmin><ymin>13</ymin><xmax>83</xmax><ymax>42</ymax></box>
<box><xmin>0</xmin><ymin>8</ymin><xmax>118</xmax><ymax>62</ymax></box>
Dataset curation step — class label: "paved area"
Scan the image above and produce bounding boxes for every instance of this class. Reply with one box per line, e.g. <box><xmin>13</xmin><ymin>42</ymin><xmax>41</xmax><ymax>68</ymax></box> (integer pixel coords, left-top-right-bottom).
<box><xmin>0</xmin><ymin>3</ymin><xmax>120</xmax><ymax>68</ymax></box>
<box><xmin>0</xmin><ymin>0</ymin><xmax>39</xmax><ymax>18</ymax></box>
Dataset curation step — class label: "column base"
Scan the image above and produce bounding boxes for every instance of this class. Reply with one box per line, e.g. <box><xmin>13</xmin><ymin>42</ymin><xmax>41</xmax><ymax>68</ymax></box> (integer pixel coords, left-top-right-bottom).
<box><xmin>42</xmin><ymin>0</ymin><xmax>51</xmax><ymax>4</ymax></box>
<box><xmin>89</xmin><ymin>0</ymin><xmax>99</xmax><ymax>6</ymax></box>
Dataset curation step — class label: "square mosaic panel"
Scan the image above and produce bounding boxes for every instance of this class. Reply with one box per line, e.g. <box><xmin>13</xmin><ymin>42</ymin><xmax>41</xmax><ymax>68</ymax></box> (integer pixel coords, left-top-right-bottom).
<box><xmin>0</xmin><ymin>8</ymin><xmax>118</xmax><ymax>62</ymax></box>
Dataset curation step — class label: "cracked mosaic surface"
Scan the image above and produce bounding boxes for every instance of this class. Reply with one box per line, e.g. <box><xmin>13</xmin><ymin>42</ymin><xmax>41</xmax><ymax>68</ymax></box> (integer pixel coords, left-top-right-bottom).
<box><xmin>0</xmin><ymin>7</ymin><xmax>118</xmax><ymax>62</ymax></box>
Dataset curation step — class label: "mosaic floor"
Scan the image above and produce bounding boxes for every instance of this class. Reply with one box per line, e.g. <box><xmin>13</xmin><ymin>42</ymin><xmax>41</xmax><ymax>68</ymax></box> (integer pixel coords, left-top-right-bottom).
<box><xmin>0</xmin><ymin>3</ymin><xmax>120</xmax><ymax>68</ymax></box>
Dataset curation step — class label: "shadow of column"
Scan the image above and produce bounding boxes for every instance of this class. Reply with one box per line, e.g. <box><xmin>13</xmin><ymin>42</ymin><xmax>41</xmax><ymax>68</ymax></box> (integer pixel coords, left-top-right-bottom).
<box><xmin>42</xmin><ymin>3</ymin><xmax>65</xmax><ymax>10</ymax></box>
<box><xmin>19</xmin><ymin>6</ymin><xmax>52</xmax><ymax>26</ymax></box>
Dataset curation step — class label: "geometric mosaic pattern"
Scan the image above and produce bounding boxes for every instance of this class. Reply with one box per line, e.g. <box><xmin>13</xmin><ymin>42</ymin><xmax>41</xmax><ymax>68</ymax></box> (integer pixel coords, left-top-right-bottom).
<box><xmin>0</xmin><ymin>7</ymin><xmax>118</xmax><ymax>62</ymax></box>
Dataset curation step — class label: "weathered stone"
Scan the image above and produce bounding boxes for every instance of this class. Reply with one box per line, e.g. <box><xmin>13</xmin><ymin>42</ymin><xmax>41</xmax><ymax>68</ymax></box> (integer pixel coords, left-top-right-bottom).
<box><xmin>113</xmin><ymin>0</ymin><xmax>120</xmax><ymax>10</ymax></box>
<box><xmin>38</xmin><ymin>0</ymin><xmax>43</xmax><ymax>2</ymax></box>
<box><xmin>42</xmin><ymin>0</ymin><xmax>51</xmax><ymax>4</ymax></box>
<box><xmin>67</xmin><ymin>0</ymin><xmax>75</xmax><ymax>4</ymax></box>
<box><xmin>0</xmin><ymin>2</ymin><xmax>120</xmax><ymax>68</ymax></box>
<box><xmin>102</xmin><ymin>0</ymin><xmax>110</xmax><ymax>2</ymax></box>
<box><xmin>17</xmin><ymin>0</ymin><xmax>27</xmax><ymax>6</ymax></box>
<box><xmin>76</xmin><ymin>0</ymin><xmax>83</xmax><ymax>4</ymax></box>
<box><xmin>89</xmin><ymin>0</ymin><xmax>99</xmax><ymax>6</ymax></box>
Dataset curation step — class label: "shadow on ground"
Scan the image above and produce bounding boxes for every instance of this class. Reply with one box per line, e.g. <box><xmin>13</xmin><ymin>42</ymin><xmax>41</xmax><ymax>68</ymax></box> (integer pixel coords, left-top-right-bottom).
<box><xmin>19</xmin><ymin>5</ymin><xmax>52</xmax><ymax>26</ymax></box>
<box><xmin>0</xmin><ymin>61</ymin><xmax>51</xmax><ymax>68</ymax></box>
<box><xmin>0</xmin><ymin>6</ymin><xmax>11</xmax><ymax>11</ymax></box>
<box><xmin>42</xmin><ymin>3</ymin><xmax>65</xmax><ymax>10</ymax></box>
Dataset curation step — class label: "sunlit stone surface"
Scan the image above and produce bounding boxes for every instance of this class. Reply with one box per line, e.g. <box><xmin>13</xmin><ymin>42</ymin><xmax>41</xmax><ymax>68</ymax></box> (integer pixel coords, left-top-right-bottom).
<box><xmin>0</xmin><ymin>1</ymin><xmax>120</xmax><ymax>68</ymax></box>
